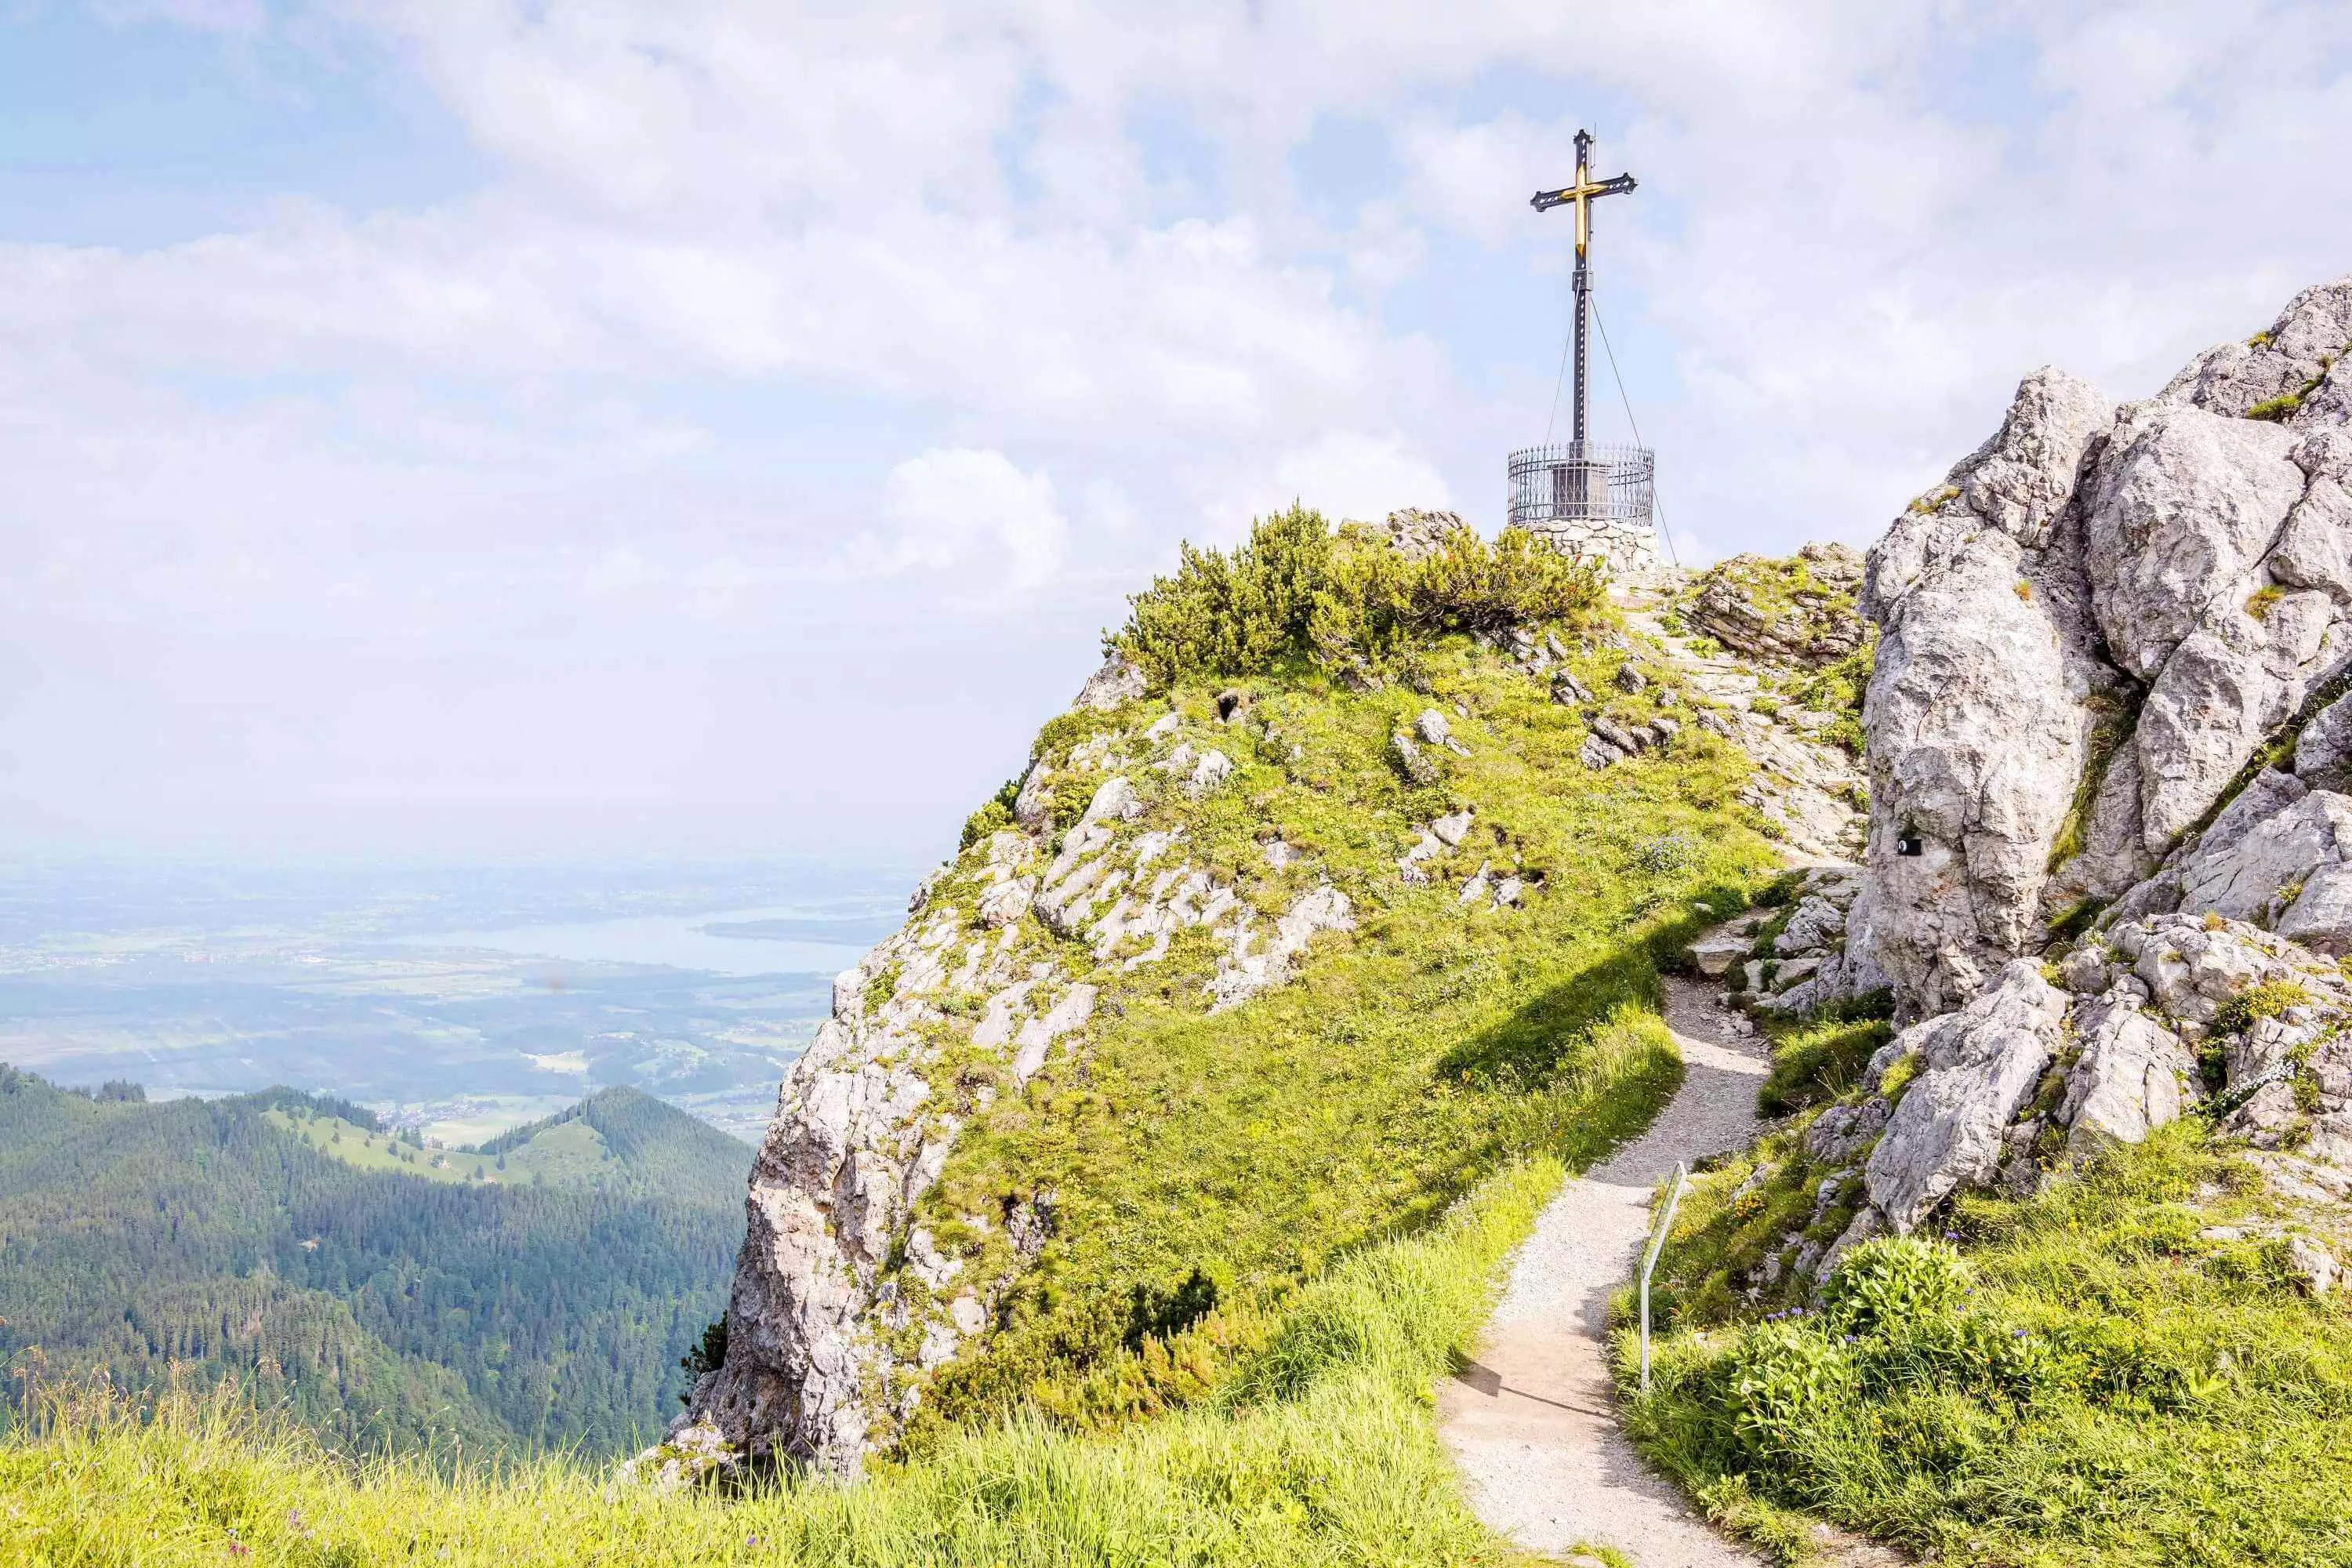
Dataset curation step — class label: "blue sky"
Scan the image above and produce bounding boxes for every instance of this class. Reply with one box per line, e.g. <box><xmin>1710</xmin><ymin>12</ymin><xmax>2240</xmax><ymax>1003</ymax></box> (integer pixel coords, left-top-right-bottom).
<box><xmin>3</xmin><ymin>1</ymin><xmax>2350</xmax><ymax>860</ymax></box>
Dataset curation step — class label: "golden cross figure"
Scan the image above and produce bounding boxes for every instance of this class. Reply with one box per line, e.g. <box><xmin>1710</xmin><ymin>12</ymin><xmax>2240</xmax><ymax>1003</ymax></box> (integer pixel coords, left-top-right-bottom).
<box><xmin>1530</xmin><ymin>129</ymin><xmax>1636</xmax><ymax>445</ymax></box>
<box><xmin>1530</xmin><ymin>129</ymin><xmax>1636</xmax><ymax>259</ymax></box>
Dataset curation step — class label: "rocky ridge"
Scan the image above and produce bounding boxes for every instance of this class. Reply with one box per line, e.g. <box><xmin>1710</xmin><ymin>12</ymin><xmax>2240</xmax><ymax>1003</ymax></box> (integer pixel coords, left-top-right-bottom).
<box><xmin>1633</xmin><ymin>566</ymin><xmax>1869</xmax><ymax>866</ymax></box>
<box><xmin>1723</xmin><ymin>275</ymin><xmax>2352</xmax><ymax>1293</ymax></box>
<box><xmin>1684</xmin><ymin>543</ymin><xmax>1868</xmax><ymax>668</ymax></box>
<box><xmin>644</xmin><ymin>507</ymin><xmax>1846</xmax><ymax>1484</ymax></box>
<box><xmin>659</xmin><ymin>688</ymin><xmax>1364</xmax><ymax>1478</ymax></box>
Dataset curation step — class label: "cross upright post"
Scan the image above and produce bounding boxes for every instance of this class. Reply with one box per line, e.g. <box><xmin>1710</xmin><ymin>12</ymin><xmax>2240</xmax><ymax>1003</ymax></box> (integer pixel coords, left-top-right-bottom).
<box><xmin>1531</xmin><ymin>130</ymin><xmax>1637</xmax><ymax>459</ymax></box>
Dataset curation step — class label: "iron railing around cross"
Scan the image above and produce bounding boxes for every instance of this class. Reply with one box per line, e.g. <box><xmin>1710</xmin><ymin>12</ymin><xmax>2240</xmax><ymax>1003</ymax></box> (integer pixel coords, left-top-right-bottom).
<box><xmin>1506</xmin><ymin>441</ymin><xmax>1656</xmax><ymax>535</ymax></box>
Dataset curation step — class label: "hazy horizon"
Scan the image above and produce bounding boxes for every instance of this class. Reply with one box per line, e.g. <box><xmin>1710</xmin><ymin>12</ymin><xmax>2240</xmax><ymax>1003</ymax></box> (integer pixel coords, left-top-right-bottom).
<box><xmin>0</xmin><ymin>848</ymin><xmax>920</xmax><ymax>1140</ymax></box>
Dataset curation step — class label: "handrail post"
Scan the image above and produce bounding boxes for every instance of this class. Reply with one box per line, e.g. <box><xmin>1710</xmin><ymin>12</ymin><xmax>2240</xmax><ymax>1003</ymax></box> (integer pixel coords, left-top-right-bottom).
<box><xmin>1639</xmin><ymin>1162</ymin><xmax>1688</xmax><ymax>1394</ymax></box>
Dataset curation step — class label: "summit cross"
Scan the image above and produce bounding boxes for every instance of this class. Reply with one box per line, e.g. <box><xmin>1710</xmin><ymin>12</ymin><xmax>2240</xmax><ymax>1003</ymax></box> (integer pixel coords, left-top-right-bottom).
<box><xmin>1530</xmin><ymin>129</ymin><xmax>1637</xmax><ymax>445</ymax></box>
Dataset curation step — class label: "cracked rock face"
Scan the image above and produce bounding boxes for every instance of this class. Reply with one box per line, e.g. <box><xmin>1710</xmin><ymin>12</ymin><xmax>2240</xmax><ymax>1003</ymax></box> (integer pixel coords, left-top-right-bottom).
<box><xmin>1856</xmin><ymin>366</ymin><xmax>2109</xmax><ymax>1018</ymax></box>
<box><xmin>1857</xmin><ymin>276</ymin><xmax>2352</xmax><ymax>1020</ymax></box>
<box><xmin>2060</xmin><ymin>993</ymin><xmax>2198</xmax><ymax>1152</ymax></box>
<box><xmin>1864</xmin><ymin>960</ymin><xmax>2067</xmax><ymax>1233</ymax></box>
<box><xmin>1770</xmin><ymin>274</ymin><xmax>2352</xmax><ymax>1240</ymax></box>
<box><xmin>672</xmin><ymin>688</ymin><xmax>1370</xmax><ymax>1479</ymax></box>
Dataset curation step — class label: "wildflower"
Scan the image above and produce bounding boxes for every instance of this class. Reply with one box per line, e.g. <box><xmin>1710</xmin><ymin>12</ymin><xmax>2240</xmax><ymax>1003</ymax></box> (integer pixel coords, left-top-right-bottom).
<box><xmin>2012</xmin><ymin>1328</ymin><xmax>2028</xmax><ymax>1338</ymax></box>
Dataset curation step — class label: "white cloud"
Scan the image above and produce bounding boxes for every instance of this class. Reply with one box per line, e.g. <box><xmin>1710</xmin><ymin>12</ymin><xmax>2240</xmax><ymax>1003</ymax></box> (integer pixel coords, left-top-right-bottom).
<box><xmin>7</xmin><ymin>0</ymin><xmax>2352</xmax><ymax>853</ymax></box>
<box><xmin>858</xmin><ymin>447</ymin><xmax>1068</xmax><ymax>594</ymax></box>
<box><xmin>1395</xmin><ymin>112</ymin><xmax>1580</xmax><ymax>247</ymax></box>
<box><xmin>1209</xmin><ymin>431</ymin><xmax>1454</xmax><ymax>541</ymax></box>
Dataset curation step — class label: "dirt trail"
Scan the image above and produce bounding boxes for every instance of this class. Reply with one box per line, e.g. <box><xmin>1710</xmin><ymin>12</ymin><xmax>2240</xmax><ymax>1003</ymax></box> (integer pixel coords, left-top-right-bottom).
<box><xmin>1438</xmin><ymin>971</ymin><xmax>1767</xmax><ymax>1567</ymax></box>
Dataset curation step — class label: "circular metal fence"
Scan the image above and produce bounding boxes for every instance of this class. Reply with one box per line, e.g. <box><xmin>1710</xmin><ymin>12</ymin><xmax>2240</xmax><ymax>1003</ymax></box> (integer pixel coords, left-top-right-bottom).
<box><xmin>1506</xmin><ymin>441</ymin><xmax>1655</xmax><ymax>533</ymax></box>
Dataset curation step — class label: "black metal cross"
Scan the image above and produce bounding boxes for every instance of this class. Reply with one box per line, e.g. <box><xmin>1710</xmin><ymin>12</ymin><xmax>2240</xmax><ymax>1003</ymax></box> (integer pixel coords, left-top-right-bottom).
<box><xmin>1531</xmin><ymin>129</ymin><xmax>1636</xmax><ymax>445</ymax></box>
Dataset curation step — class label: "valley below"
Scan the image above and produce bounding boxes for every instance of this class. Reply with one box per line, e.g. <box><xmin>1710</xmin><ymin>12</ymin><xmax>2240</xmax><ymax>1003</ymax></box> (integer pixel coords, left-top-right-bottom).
<box><xmin>0</xmin><ymin>856</ymin><xmax>910</xmax><ymax>1143</ymax></box>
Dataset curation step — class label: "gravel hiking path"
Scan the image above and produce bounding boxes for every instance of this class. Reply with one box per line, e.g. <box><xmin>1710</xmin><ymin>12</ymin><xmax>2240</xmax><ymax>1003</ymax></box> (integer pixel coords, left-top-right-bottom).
<box><xmin>1439</xmin><ymin>966</ymin><xmax>1768</xmax><ymax>1567</ymax></box>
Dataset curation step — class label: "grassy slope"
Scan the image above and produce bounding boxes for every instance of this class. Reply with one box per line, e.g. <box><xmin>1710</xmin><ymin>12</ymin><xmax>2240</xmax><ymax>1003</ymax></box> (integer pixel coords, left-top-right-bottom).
<box><xmin>902</xmin><ymin>626</ymin><xmax>1782</xmax><ymax>1434</ymax></box>
<box><xmin>272</xmin><ymin>1087</ymin><xmax>753</xmax><ymax>1196</ymax></box>
<box><xmin>0</xmin><ymin>578</ymin><xmax>1784</xmax><ymax>1562</ymax></box>
<box><xmin>2</xmin><ymin>1055</ymin><xmax>1665</xmax><ymax>1567</ymax></box>
<box><xmin>1621</xmin><ymin>1015</ymin><xmax>2352</xmax><ymax>1567</ymax></box>
<box><xmin>265</xmin><ymin>1109</ymin><xmax>487</xmax><ymax>1184</ymax></box>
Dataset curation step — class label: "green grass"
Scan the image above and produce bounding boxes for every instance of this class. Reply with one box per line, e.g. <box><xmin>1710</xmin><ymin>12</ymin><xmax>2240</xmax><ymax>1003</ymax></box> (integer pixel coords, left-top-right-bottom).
<box><xmin>1621</xmin><ymin>1123</ymin><xmax>2352</xmax><ymax>1566</ymax></box>
<box><xmin>264</xmin><ymin>1110</ymin><xmax>489</xmax><ymax>1184</ymax></box>
<box><xmin>895</xmin><ymin>619</ymin><xmax>1780</xmax><ymax>1438</ymax></box>
<box><xmin>1755</xmin><ymin>1013</ymin><xmax>1894</xmax><ymax>1118</ymax></box>
<box><xmin>0</xmin><ymin>1024</ymin><xmax>1679</xmax><ymax>1567</ymax></box>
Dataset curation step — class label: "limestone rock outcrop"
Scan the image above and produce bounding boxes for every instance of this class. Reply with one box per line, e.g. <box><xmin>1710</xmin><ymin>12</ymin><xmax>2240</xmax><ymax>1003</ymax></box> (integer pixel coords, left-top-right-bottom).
<box><xmin>1863</xmin><ymin>960</ymin><xmax>2067</xmax><ymax>1233</ymax></box>
<box><xmin>1857</xmin><ymin>277</ymin><xmax>2352</xmax><ymax>1023</ymax></box>
<box><xmin>1853</xmin><ymin>365</ymin><xmax>2113</xmax><ymax>1018</ymax></box>
<box><xmin>1685</xmin><ymin>543</ymin><xmax>1867</xmax><ymax>666</ymax></box>
<box><xmin>1377</xmin><ymin>506</ymin><xmax>1467</xmax><ymax>560</ymax></box>
<box><xmin>1766</xmin><ymin>274</ymin><xmax>2352</xmax><ymax>1247</ymax></box>
<box><xmin>1073</xmin><ymin>654</ymin><xmax>1148</xmax><ymax>712</ymax></box>
<box><xmin>666</xmin><ymin>686</ymin><xmax>1379</xmax><ymax>1478</ymax></box>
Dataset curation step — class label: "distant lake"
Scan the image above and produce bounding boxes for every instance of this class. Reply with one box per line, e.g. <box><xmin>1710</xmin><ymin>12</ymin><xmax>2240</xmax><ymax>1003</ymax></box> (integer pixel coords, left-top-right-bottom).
<box><xmin>396</xmin><ymin>904</ymin><xmax>889</xmax><ymax>977</ymax></box>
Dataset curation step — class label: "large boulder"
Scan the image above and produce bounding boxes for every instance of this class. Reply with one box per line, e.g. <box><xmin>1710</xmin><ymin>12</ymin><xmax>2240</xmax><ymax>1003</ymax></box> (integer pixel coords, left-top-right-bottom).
<box><xmin>2060</xmin><ymin>994</ymin><xmax>2198</xmax><ymax>1152</ymax></box>
<box><xmin>2082</xmin><ymin>407</ymin><xmax>2307</xmax><ymax>682</ymax></box>
<box><xmin>1857</xmin><ymin>368</ymin><xmax>2110</xmax><ymax>1015</ymax></box>
<box><xmin>1864</xmin><ymin>960</ymin><xmax>2068</xmax><ymax>1232</ymax></box>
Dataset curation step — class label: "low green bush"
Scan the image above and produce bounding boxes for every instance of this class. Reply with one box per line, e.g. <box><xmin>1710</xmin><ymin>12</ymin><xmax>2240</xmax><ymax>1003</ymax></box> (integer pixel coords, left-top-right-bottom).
<box><xmin>1111</xmin><ymin>506</ymin><xmax>1604</xmax><ymax>688</ymax></box>
<box><xmin>1818</xmin><ymin>1236</ymin><xmax>1968</xmax><ymax>1336</ymax></box>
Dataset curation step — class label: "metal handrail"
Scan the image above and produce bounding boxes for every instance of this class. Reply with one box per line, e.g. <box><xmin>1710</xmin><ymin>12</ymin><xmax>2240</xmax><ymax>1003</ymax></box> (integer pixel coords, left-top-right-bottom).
<box><xmin>1639</xmin><ymin>1161</ymin><xmax>1688</xmax><ymax>1393</ymax></box>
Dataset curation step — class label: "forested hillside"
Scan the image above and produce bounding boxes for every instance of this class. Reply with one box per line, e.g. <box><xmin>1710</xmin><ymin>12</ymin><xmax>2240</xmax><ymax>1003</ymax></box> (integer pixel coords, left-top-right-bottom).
<box><xmin>0</xmin><ymin>1069</ymin><xmax>748</xmax><ymax>1458</ymax></box>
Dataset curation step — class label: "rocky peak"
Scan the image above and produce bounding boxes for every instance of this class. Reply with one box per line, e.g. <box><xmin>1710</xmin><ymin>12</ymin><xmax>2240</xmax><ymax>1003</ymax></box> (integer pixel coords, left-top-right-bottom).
<box><xmin>2158</xmin><ymin>278</ymin><xmax>2352</xmax><ymax>422</ymax></box>
<box><xmin>1854</xmin><ymin>276</ymin><xmax>2352</xmax><ymax>1022</ymax></box>
<box><xmin>1373</xmin><ymin>506</ymin><xmax>1468</xmax><ymax>560</ymax></box>
<box><xmin>1753</xmin><ymin>273</ymin><xmax>2352</xmax><ymax>1259</ymax></box>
